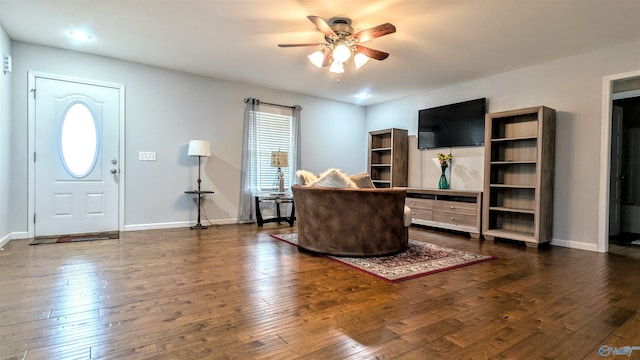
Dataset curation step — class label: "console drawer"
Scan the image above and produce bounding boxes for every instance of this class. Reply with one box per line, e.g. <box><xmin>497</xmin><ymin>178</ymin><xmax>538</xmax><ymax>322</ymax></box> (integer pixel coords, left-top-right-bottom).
<box><xmin>410</xmin><ymin>208</ymin><xmax>432</xmax><ymax>221</ymax></box>
<box><xmin>406</xmin><ymin>198</ymin><xmax>434</xmax><ymax>211</ymax></box>
<box><xmin>432</xmin><ymin>200</ymin><xmax>477</xmax><ymax>216</ymax></box>
<box><xmin>433</xmin><ymin>211</ymin><xmax>477</xmax><ymax>227</ymax></box>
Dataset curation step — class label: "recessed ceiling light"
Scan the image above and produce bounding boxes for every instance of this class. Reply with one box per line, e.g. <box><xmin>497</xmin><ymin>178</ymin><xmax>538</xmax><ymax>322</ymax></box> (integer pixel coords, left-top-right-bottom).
<box><xmin>68</xmin><ymin>30</ymin><xmax>92</xmax><ymax>41</ymax></box>
<box><xmin>355</xmin><ymin>92</ymin><xmax>371</xmax><ymax>100</ymax></box>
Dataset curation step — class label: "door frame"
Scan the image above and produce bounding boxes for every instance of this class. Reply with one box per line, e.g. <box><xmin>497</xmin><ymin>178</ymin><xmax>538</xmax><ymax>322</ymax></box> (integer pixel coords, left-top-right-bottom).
<box><xmin>27</xmin><ymin>72</ymin><xmax>126</xmax><ymax>238</ymax></box>
<box><xmin>598</xmin><ymin>69</ymin><xmax>640</xmax><ymax>253</ymax></box>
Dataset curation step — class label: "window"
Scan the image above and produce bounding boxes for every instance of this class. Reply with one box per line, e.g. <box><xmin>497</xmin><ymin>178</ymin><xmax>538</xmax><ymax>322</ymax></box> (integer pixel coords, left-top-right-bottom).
<box><xmin>239</xmin><ymin>99</ymin><xmax>301</xmax><ymax>223</ymax></box>
<box><xmin>60</xmin><ymin>102</ymin><xmax>98</xmax><ymax>178</ymax></box>
<box><xmin>250</xmin><ymin>108</ymin><xmax>294</xmax><ymax>192</ymax></box>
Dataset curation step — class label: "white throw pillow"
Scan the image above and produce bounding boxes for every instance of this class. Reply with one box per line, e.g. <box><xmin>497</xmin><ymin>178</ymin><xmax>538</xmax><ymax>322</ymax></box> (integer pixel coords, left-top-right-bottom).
<box><xmin>296</xmin><ymin>170</ymin><xmax>318</xmax><ymax>185</ymax></box>
<box><xmin>404</xmin><ymin>206</ymin><xmax>413</xmax><ymax>227</ymax></box>
<box><xmin>308</xmin><ymin>168</ymin><xmax>358</xmax><ymax>188</ymax></box>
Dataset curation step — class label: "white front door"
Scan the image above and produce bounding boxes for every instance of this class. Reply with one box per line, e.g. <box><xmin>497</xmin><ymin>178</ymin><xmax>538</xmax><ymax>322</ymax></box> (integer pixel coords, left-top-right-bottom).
<box><xmin>34</xmin><ymin>77</ymin><xmax>121</xmax><ymax>236</ymax></box>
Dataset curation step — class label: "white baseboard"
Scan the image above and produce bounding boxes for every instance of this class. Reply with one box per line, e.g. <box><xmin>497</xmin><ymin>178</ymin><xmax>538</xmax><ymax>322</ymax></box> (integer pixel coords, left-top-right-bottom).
<box><xmin>10</xmin><ymin>231</ymin><xmax>29</xmax><ymax>240</ymax></box>
<box><xmin>0</xmin><ymin>220</ymin><xmax>241</xmax><ymax>245</ymax></box>
<box><xmin>0</xmin><ymin>233</ymin><xmax>10</xmax><ymax>249</ymax></box>
<box><xmin>550</xmin><ymin>237</ymin><xmax>599</xmax><ymax>252</ymax></box>
<box><xmin>124</xmin><ymin>218</ymin><xmax>238</xmax><ymax>232</ymax></box>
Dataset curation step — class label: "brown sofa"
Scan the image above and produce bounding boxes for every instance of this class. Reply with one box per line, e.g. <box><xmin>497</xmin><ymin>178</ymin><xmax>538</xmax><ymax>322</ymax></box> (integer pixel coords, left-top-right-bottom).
<box><xmin>291</xmin><ymin>185</ymin><xmax>409</xmax><ymax>256</ymax></box>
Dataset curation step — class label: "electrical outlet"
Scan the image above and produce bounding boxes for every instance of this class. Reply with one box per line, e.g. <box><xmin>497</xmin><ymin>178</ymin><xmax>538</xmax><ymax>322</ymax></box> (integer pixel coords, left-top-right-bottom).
<box><xmin>139</xmin><ymin>151</ymin><xmax>156</xmax><ymax>161</ymax></box>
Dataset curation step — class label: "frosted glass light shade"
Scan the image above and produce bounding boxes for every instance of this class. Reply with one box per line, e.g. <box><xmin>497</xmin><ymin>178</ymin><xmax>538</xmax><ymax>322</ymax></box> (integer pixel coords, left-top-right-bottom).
<box><xmin>354</xmin><ymin>52</ymin><xmax>370</xmax><ymax>69</ymax></box>
<box><xmin>332</xmin><ymin>44</ymin><xmax>351</xmax><ymax>63</ymax></box>
<box><xmin>188</xmin><ymin>140</ymin><xmax>211</xmax><ymax>157</ymax></box>
<box><xmin>331</xmin><ymin>44</ymin><xmax>351</xmax><ymax>63</ymax></box>
<box><xmin>329</xmin><ymin>61</ymin><xmax>344</xmax><ymax>74</ymax></box>
<box><xmin>308</xmin><ymin>51</ymin><xmax>324</xmax><ymax>68</ymax></box>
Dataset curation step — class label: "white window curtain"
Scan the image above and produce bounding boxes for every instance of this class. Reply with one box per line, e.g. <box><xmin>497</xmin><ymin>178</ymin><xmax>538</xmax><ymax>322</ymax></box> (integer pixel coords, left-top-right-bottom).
<box><xmin>238</xmin><ymin>98</ymin><xmax>301</xmax><ymax>223</ymax></box>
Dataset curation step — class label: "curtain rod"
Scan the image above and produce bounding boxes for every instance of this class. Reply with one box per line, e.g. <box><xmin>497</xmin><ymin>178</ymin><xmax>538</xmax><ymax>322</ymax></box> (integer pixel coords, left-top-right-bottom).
<box><xmin>244</xmin><ymin>98</ymin><xmax>296</xmax><ymax>109</ymax></box>
<box><xmin>260</xmin><ymin>101</ymin><xmax>295</xmax><ymax>109</ymax></box>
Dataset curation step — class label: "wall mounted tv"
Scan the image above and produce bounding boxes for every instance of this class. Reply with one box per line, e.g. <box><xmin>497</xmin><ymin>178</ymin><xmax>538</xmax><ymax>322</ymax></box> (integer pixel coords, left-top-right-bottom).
<box><xmin>418</xmin><ymin>98</ymin><xmax>487</xmax><ymax>149</ymax></box>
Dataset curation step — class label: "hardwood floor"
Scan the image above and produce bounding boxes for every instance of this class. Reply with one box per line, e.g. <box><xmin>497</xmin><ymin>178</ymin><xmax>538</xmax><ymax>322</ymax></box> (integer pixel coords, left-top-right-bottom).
<box><xmin>1</xmin><ymin>224</ymin><xmax>639</xmax><ymax>359</ymax></box>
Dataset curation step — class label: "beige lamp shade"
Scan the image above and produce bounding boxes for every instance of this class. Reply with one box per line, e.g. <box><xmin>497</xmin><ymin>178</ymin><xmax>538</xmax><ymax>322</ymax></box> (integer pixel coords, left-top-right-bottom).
<box><xmin>188</xmin><ymin>140</ymin><xmax>211</xmax><ymax>157</ymax></box>
<box><xmin>271</xmin><ymin>151</ymin><xmax>288</xmax><ymax>168</ymax></box>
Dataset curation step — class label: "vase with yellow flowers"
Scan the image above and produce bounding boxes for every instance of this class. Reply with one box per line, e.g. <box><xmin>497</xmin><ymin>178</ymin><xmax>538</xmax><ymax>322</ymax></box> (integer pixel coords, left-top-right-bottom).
<box><xmin>437</xmin><ymin>153</ymin><xmax>452</xmax><ymax>189</ymax></box>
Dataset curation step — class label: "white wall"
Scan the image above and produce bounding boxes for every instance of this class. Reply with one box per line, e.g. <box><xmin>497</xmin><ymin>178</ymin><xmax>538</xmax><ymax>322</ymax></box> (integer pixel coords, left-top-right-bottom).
<box><xmin>0</xmin><ymin>25</ymin><xmax>10</xmax><ymax>246</ymax></box>
<box><xmin>10</xmin><ymin>42</ymin><xmax>365</xmax><ymax>234</ymax></box>
<box><xmin>366</xmin><ymin>40</ymin><xmax>640</xmax><ymax>251</ymax></box>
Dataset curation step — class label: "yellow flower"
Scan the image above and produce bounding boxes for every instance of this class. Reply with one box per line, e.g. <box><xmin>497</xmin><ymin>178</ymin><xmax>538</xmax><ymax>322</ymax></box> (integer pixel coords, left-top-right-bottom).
<box><xmin>438</xmin><ymin>153</ymin><xmax>453</xmax><ymax>166</ymax></box>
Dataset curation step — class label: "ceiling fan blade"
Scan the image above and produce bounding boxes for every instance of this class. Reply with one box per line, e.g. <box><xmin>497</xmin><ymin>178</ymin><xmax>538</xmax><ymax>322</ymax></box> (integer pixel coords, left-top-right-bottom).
<box><xmin>278</xmin><ymin>43</ymin><xmax>325</xmax><ymax>48</ymax></box>
<box><xmin>355</xmin><ymin>45</ymin><xmax>390</xmax><ymax>61</ymax></box>
<box><xmin>322</xmin><ymin>49</ymin><xmax>332</xmax><ymax>67</ymax></box>
<box><xmin>307</xmin><ymin>15</ymin><xmax>338</xmax><ymax>39</ymax></box>
<box><xmin>350</xmin><ymin>23</ymin><xmax>396</xmax><ymax>43</ymax></box>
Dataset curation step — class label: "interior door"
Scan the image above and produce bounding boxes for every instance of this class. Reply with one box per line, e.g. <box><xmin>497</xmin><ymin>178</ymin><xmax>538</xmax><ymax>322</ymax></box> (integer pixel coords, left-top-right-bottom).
<box><xmin>34</xmin><ymin>77</ymin><xmax>120</xmax><ymax>236</ymax></box>
<box><xmin>609</xmin><ymin>105</ymin><xmax>623</xmax><ymax>236</ymax></box>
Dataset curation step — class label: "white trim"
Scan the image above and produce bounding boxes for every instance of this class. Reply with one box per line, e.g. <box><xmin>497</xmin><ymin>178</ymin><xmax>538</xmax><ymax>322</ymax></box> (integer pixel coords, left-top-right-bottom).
<box><xmin>612</xmin><ymin>89</ymin><xmax>640</xmax><ymax>100</ymax></box>
<box><xmin>124</xmin><ymin>218</ymin><xmax>238</xmax><ymax>232</ymax></box>
<box><xmin>27</xmin><ymin>72</ymin><xmax>126</xmax><ymax>238</ymax></box>
<box><xmin>10</xmin><ymin>231</ymin><xmax>30</xmax><ymax>240</ymax></box>
<box><xmin>599</xmin><ymin>69</ymin><xmax>640</xmax><ymax>253</ymax></box>
<box><xmin>550</xmin><ymin>238</ymin><xmax>598</xmax><ymax>252</ymax></box>
<box><xmin>0</xmin><ymin>233</ymin><xmax>10</xmax><ymax>249</ymax></box>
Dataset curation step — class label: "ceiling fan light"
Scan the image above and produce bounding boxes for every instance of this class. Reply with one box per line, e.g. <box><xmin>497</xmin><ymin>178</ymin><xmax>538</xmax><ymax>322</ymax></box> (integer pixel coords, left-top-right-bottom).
<box><xmin>329</xmin><ymin>61</ymin><xmax>344</xmax><ymax>74</ymax></box>
<box><xmin>308</xmin><ymin>50</ymin><xmax>325</xmax><ymax>68</ymax></box>
<box><xmin>354</xmin><ymin>53</ymin><xmax>370</xmax><ymax>69</ymax></box>
<box><xmin>332</xmin><ymin>44</ymin><xmax>351</xmax><ymax>63</ymax></box>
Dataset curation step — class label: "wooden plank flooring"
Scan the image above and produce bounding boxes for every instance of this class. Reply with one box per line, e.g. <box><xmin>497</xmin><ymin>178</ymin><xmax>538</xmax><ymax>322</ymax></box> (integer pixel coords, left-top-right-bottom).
<box><xmin>1</xmin><ymin>224</ymin><xmax>639</xmax><ymax>359</ymax></box>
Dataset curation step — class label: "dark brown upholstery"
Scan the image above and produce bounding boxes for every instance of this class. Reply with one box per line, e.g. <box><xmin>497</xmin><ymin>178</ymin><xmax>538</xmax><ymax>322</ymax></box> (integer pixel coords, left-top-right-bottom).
<box><xmin>291</xmin><ymin>185</ymin><xmax>409</xmax><ymax>256</ymax></box>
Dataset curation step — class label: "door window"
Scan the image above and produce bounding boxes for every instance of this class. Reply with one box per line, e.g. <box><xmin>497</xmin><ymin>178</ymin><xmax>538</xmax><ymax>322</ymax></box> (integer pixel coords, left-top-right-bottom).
<box><xmin>60</xmin><ymin>102</ymin><xmax>98</xmax><ymax>178</ymax></box>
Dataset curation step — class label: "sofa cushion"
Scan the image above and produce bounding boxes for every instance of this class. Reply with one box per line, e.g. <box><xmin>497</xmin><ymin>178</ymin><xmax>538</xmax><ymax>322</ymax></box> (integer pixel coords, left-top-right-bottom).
<box><xmin>349</xmin><ymin>173</ymin><xmax>375</xmax><ymax>188</ymax></box>
<box><xmin>308</xmin><ymin>168</ymin><xmax>358</xmax><ymax>188</ymax></box>
<box><xmin>404</xmin><ymin>206</ymin><xmax>413</xmax><ymax>227</ymax></box>
<box><xmin>296</xmin><ymin>170</ymin><xmax>318</xmax><ymax>185</ymax></box>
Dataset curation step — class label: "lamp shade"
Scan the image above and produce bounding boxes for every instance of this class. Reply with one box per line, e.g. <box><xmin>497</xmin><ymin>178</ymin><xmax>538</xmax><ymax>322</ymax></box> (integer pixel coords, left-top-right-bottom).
<box><xmin>271</xmin><ymin>151</ymin><xmax>288</xmax><ymax>168</ymax></box>
<box><xmin>354</xmin><ymin>52</ymin><xmax>370</xmax><ymax>69</ymax></box>
<box><xmin>308</xmin><ymin>50</ymin><xmax>324</xmax><ymax>68</ymax></box>
<box><xmin>332</xmin><ymin>44</ymin><xmax>351</xmax><ymax>63</ymax></box>
<box><xmin>188</xmin><ymin>140</ymin><xmax>211</xmax><ymax>157</ymax></box>
<box><xmin>329</xmin><ymin>60</ymin><xmax>344</xmax><ymax>74</ymax></box>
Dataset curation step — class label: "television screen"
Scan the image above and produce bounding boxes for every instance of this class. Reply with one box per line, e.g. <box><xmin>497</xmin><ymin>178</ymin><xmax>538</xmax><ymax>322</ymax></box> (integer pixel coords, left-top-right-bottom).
<box><xmin>418</xmin><ymin>98</ymin><xmax>487</xmax><ymax>149</ymax></box>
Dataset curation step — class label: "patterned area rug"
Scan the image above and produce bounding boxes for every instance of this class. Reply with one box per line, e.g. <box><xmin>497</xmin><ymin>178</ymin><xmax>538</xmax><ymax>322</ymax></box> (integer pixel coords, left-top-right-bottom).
<box><xmin>30</xmin><ymin>231</ymin><xmax>119</xmax><ymax>245</ymax></box>
<box><xmin>270</xmin><ymin>233</ymin><xmax>494</xmax><ymax>282</ymax></box>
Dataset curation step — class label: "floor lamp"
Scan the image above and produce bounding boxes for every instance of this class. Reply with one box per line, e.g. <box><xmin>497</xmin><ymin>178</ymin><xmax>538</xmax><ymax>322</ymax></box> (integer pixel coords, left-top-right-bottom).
<box><xmin>188</xmin><ymin>140</ymin><xmax>211</xmax><ymax>229</ymax></box>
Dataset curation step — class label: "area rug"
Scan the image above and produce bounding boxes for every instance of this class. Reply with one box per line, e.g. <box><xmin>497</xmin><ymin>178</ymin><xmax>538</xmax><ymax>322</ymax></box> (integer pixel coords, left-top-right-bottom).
<box><xmin>30</xmin><ymin>231</ymin><xmax>119</xmax><ymax>245</ymax></box>
<box><xmin>270</xmin><ymin>233</ymin><xmax>494</xmax><ymax>282</ymax></box>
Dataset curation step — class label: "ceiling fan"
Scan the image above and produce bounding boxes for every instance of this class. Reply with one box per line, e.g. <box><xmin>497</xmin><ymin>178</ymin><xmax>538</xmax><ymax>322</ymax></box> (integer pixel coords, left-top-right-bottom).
<box><xmin>278</xmin><ymin>16</ymin><xmax>396</xmax><ymax>73</ymax></box>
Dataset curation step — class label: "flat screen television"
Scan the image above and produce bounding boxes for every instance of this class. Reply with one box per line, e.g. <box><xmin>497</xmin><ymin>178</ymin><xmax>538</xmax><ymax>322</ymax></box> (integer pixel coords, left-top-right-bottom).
<box><xmin>418</xmin><ymin>98</ymin><xmax>487</xmax><ymax>149</ymax></box>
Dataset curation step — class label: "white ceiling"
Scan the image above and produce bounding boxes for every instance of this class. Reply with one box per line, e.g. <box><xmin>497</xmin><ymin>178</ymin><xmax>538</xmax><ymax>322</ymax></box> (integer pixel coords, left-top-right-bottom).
<box><xmin>1</xmin><ymin>0</ymin><xmax>639</xmax><ymax>105</ymax></box>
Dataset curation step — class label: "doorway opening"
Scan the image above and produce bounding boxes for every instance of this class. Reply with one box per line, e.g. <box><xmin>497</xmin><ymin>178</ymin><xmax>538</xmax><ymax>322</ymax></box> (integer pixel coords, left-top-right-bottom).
<box><xmin>609</xmin><ymin>90</ymin><xmax>640</xmax><ymax>249</ymax></box>
<box><xmin>600</xmin><ymin>71</ymin><xmax>640</xmax><ymax>254</ymax></box>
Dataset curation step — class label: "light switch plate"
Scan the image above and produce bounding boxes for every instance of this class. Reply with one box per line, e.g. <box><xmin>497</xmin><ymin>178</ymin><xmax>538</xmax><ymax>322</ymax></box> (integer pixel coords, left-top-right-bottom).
<box><xmin>3</xmin><ymin>54</ymin><xmax>11</xmax><ymax>74</ymax></box>
<box><xmin>139</xmin><ymin>151</ymin><xmax>156</xmax><ymax>161</ymax></box>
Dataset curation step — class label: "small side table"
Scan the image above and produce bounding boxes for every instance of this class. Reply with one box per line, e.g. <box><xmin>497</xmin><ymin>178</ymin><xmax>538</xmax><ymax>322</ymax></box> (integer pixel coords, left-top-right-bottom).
<box><xmin>185</xmin><ymin>190</ymin><xmax>215</xmax><ymax>229</ymax></box>
<box><xmin>255</xmin><ymin>194</ymin><xmax>295</xmax><ymax>227</ymax></box>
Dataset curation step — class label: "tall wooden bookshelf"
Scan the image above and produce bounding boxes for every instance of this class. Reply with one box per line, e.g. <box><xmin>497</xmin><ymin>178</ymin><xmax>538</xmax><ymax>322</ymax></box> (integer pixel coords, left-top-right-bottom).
<box><xmin>368</xmin><ymin>128</ymin><xmax>408</xmax><ymax>188</ymax></box>
<box><xmin>482</xmin><ymin>106</ymin><xmax>556</xmax><ymax>247</ymax></box>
